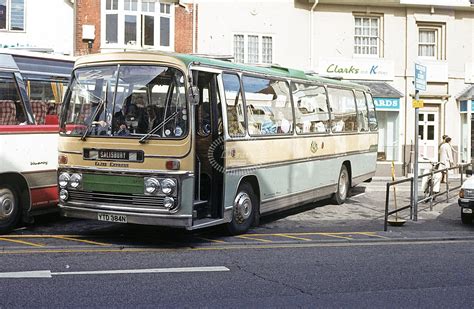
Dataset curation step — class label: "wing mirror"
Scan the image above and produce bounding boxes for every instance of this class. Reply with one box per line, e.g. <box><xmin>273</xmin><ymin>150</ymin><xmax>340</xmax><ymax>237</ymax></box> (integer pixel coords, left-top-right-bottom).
<box><xmin>188</xmin><ymin>86</ymin><xmax>200</xmax><ymax>105</ymax></box>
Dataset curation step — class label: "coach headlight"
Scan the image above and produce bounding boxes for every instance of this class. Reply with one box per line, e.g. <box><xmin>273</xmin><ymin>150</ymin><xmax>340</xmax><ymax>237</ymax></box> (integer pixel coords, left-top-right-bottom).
<box><xmin>161</xmin><ymin>178</ymin><xmax>176</xmax><ymax>195</ymax></box>
<box><xmin>59</xmin><ymin>172</ymin><xmax>70</xmax><ymax>188</ymax></box>
<box><xmin>69</xmin><ymin>173</ymin><xmax>82</xmax><ymax>189</ymax></box>
<box><xmin>59</xmin><ymin>189</ymin><xmax>69</xmax><ymax>201</ymax></box>
<box><xmin>144</xmin><ymin>177</ymin><xmax>160</xmax><ymax>194</ymax></box>
<box><xmin>163</xmin><ymin>197</ymin><xmax>175</xmax><ymax>209</ymax></box>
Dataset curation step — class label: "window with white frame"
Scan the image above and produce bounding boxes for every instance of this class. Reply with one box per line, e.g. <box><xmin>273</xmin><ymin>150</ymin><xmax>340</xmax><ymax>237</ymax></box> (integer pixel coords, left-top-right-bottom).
<box><xmin>233</xmin><ymin>34</ymin><xmax>273</xmax><ymax>64</ymax></box>
<box><xmin>102</xmin><ymin>0</ymin><xmax>173</xmax><ymax>50</ymax></box>
<box><xmin>0</xmin><ymin>0</ymin><xmax>25</xmax><ymax>31</ymax></box>
<box><xmin>418</xmin><ymin>23</ymin><xmax>445</xmax><ymax>60</ymax></box>
<box><xmin>354</xmin><ymin>16</ymin><xmax>380</xmax><ymax>56</ymax></box>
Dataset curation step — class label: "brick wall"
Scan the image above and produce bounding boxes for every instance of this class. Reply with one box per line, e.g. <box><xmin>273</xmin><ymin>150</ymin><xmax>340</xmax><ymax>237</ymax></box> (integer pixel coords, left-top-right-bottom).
<box><xmin>75</xmin><ymin>0</ymin><xmax>101</xmax><ymax>56</ymax></box>
<box><xmin>74</xmin><ymin>1</ymin><xmax>195</xmax><ymax>55</ymax></box>
<box><xmin>175</xmin><ymin>4</ymin><xmax>196</xmax><ymax>53</ymax></box>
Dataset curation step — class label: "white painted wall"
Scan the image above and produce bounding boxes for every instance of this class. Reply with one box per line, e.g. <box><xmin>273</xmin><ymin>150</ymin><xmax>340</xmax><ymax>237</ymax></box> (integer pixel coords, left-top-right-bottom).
<box><xmin>1</xmin><ymin>0</ymin><xmax>74</xmax><ymax>55</ymax></box>
<box><xmin>197</xmin><ymin>0</ymin><xmax>311</xmax><ymax>70</ymax></box>
<box><xmin>196</xmin><ymin>1</ymin><xmax>474</xmax><ymax>174</ymax></box>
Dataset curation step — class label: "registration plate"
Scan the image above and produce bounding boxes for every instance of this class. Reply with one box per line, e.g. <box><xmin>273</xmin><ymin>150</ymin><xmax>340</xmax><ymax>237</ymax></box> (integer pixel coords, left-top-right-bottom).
<box><xmin>462</xmin><ymin>208</ymin><xmax>473</xmax><ymax>214</ymax></box>
<box><xmin>97</xmin><ymin>213</ymin><xmax>128</xmax><ymax>223</ymax></box>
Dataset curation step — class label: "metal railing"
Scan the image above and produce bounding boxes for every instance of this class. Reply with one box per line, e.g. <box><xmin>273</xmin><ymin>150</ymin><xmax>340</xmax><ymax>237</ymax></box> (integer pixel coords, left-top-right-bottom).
<box><xmin>384</xmin><ymin>163</ymin><xmax>471</xmax><ymax>231</ymax></box>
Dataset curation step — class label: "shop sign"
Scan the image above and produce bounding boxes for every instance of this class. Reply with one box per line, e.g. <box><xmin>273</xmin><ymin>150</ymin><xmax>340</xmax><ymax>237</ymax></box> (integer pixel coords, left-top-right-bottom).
<box><xmin>415</xmin><ymin>63</ymin><xmax>426</xmax><ymax>91</ymax></box>
<box><xmin>374</xmin><ymin>98</ymin><xmax>400</xmax><ymax>110</ymax></box>
<box><xmin>318</xmin><ymin>58</ymin><xmax>394</xmax><ymax>81</ymax></box>
<box><xmin>412</xmin><ymin>99</ymin><xmax>424</xmax><ymax>108</ymax></box>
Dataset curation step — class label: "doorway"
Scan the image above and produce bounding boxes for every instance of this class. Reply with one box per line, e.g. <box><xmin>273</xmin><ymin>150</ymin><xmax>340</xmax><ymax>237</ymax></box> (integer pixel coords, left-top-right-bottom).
<box><xmin>418</xmin><ymin>111</ymin><xmax>439</xmax><ymax>161</ymax></box>
<box><xmin>194</xmin><ymin>71</ymin><xmax>224</xmax><ymax>220</ymax></box>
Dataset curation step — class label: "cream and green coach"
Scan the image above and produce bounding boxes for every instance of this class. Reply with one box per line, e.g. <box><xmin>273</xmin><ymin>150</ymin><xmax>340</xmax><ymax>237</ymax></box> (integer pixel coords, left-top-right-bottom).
<box><xmin>58</xmin><ymin>51</ymin><xmax>378</xmax><ymax>234</ymax></box>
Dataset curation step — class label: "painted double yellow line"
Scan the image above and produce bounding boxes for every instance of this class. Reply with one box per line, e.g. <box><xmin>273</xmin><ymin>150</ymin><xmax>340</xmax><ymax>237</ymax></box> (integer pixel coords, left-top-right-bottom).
<box><xmin>0</xmin><ymin>231</ymin><xmax>389</xmax><ymax>250</ymax></box>
<box><xmin>0</xmin><ymin>235</ymin><xmax>110</xmax><ymax>247</ymax></box>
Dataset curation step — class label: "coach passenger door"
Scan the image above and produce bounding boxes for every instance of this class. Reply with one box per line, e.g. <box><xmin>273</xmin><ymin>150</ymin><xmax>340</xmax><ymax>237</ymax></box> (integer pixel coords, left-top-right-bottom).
<box><xmin>193</xmin><ymin>70</ymin><xmax>224</xmax><ymax>221</ymax></box>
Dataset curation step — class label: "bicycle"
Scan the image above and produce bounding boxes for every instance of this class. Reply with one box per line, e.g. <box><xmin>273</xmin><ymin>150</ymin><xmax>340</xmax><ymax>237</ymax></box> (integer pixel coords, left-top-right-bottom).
<box><xmin>421</xmin><ymin>161</ymin><xmax>445</xmax><ymax>201</ymax></box>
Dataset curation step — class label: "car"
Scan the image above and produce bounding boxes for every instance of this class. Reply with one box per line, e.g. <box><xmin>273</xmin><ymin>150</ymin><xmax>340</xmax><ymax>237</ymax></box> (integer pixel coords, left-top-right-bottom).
<box><xmin>458</xmin><ymin>176</ymin><xmax>474</xmax><ymax>224</ymax></box>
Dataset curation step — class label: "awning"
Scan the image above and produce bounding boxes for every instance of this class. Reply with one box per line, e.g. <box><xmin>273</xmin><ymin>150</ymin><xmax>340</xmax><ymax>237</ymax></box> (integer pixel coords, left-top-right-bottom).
<box><xmin>457</xmin><ymin>85</ymin><xmax>474</xmax><ymax>101</ymax></box>
<box><xmin>352</xmin><ymin>81</ymin><xmax>403</xmax><ymax>98</ymax></box>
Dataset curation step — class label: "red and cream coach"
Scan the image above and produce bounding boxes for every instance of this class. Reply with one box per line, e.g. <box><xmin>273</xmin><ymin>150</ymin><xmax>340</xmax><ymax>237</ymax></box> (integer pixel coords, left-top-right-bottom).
<box><xmin>0</xmin><ymin>50</ymin><xmax>73</xmax><ymax>233</ymax></box>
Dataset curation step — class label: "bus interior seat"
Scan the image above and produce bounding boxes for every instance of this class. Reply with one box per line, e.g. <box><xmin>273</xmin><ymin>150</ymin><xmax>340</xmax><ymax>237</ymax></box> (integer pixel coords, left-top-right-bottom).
<box><xmin>0</xmin><ymin>100</ymin><xmax>17</xmax><ymax>125</ymax></box>
<box><xmin>227</xmin><ymin>106</ymin><xmax>245</xmax><ymax>135</ymax></box>
<box><xmin>30</xmin><ymin>100</ymin><xmax>47</xmax><ymax>125</ymax></box>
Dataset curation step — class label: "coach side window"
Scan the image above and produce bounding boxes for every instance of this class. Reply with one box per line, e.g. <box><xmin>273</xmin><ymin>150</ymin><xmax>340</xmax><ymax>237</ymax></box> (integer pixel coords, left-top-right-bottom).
<box><xmin>0</xmin><ymin>73</ymin><xmax>27</xmax><ymax>125</ymax></box>
<box><xmin>354</xmin><ymin>90</ymin><xmax>369</xmax><ymax>132</ymax></box>
<box><xmin>292</xmin><ymin>82</ymin><xmax>330</xmax><ymax>134</ymax></box>
<box><xmin>327</xmin><ymin>87</ymin><xmax>358</xmax><ymax>133</ymax></box>
<box><xmin>27</xmin><ymin>79</ymin><xmax>67</xmax><ymax>125</ymax></box>
<box><xmin>365</xmin><ymin>92</ymin><xmax>378</xmax><ymax>131</ymax></box>
<box><xmin>242</xmin><ymin>75</ymin><xmax>293</xmax><ymax>136</ymax></box>
<box><xmin>222</xmin><ymin>73</ymin><xmax>246</xmax><ymax>137</ymax></box>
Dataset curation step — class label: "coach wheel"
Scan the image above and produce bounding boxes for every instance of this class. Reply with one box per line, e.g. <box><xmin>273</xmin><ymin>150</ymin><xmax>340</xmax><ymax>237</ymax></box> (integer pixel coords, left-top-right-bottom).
<box><xmin>461</xmin><ymin>210</ymin><xmax>473</xmax><ymax>225</ymax></box>
<box><xmin>0</xmin><ymin>185</ymin><xmax>21</xmax><ymax>234</ymax></box>
<box><xmin>332</xmin><ymin>165</ymin><xmax>350</xmax><ymax>205</ymax></box>
<box><xmin>227</xmin><ymin>182</ymin><xmax>257</xmax><ymax>235</ymax></box>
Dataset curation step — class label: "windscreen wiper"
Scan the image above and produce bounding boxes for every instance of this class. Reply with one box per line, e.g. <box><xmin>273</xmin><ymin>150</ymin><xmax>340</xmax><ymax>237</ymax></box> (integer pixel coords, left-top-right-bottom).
<box><xmin>80</xmin><ymin>82</ymin><xmax>108</xmax><ymax>141</ymax></box>
<box><xmin>138</xmin><ymin>111</ymin><xmax>179</xmax><ymax>144</ymax></box>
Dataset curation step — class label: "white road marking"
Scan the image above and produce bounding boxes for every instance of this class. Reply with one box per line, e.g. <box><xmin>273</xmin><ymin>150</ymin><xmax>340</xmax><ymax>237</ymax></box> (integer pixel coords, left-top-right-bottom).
<box><xmin>0</xmin><ymin>270</ymin><xmax>52</xmax><ymax>278</ymax></box>
<box><xmin>0</xmin><ymin>266</ymin><xmax>229</xmax><ymax>279</ymax></box>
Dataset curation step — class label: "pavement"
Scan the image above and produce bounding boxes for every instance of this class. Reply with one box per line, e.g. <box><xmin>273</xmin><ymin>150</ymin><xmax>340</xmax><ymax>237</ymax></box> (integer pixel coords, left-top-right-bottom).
<box><xmin>258</xmin><ymin>175</ymin><xmax>474</xmax><ymax>238</ymax></box>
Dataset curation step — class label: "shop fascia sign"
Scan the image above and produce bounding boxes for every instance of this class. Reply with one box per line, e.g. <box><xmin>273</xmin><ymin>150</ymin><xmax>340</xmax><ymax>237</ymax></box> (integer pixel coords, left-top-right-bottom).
<box><xmin>318</xmin><ymin>58</ymin><xmax>394</xmax><ymax>81</ymax></box>
<box><xmin>374</xmin><ymin>97</ymin><xmax>400</xmax><ymax>111</ymax></box>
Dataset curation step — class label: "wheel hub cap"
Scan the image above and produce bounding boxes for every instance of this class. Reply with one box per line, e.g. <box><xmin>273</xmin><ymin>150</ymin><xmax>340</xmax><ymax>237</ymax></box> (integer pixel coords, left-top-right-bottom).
<box><xmin>0</xmin><ymin>192</ymin><xmax>14</xmax><ymax>219</ymax></box>
<box><xmin>234</xmin><ymin>192</ymin><xmax>252</xmax><ymax>224</ymax></box>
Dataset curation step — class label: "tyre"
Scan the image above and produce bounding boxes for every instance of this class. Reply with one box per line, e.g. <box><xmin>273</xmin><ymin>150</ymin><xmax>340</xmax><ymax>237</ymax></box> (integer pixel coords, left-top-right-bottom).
<box><xmin>0</xmin><ymin>185</ymin><xmax>21</xmax><ymax>234</ymax></box>
<box><xmin>331</xmin><ymin>165</ymin><xmax>350</xmax><ymax>205</ymax></box>
<box><xmin>461</xmin><ymin>210</ymin><xmax>473</xmax><ymax>225</ymax></box>
<box><xmin>227</xmin><ymin>182</ymin><xmax>258</xmax><ymax>235</ymax></box>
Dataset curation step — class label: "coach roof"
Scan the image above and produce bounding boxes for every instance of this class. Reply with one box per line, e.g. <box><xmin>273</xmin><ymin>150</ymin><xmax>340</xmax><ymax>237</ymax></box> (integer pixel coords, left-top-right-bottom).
<box><xmin>74</xmin><ymin>51</ymin><xmax>369</xmax><ymax>91</ymax></box>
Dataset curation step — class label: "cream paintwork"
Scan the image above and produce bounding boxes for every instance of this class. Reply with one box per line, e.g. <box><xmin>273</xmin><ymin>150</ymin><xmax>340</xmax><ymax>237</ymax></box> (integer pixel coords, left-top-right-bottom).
<box><xmin>58</xmin><ymin>135</ymin><xmax>194</xmax><ymax>172</ymax></box>
<box><xmin>225</xmin><ymin>133</ymin><xmax>378</xmax><ymax>168</ymax></box>
<box><xmin>74</xmin><ymin>52</ymin><xmax>188</xmax><ymax>72</ymax></box>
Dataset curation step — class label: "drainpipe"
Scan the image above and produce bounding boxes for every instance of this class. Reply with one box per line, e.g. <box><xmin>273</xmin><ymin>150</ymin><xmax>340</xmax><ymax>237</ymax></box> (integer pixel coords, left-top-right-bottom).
<box><xmin>403</xmin><ymin>7</ymin><xmax>408</xmax><ymax>176</ymax></box>
<box><xmin>193</xmin><ymin>0</ymin><xmax>196</xmax><ymax>53</ymax></box>
<box><xmin>309</xmin><ymin>0</ymin><xmax>319</xmax><ymax>69</ymax></box>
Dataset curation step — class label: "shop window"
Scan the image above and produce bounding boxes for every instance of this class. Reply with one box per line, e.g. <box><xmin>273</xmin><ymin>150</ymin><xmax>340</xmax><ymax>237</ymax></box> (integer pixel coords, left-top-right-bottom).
<box><xmin>376</xmin><ymin>112</ymin><xmax>399</xmax><ymax>161</ymax></box>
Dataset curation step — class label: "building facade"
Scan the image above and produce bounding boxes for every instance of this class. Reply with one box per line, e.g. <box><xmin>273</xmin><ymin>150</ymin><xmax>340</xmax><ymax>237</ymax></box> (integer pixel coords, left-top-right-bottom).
<box><xmin>0</xmin><ymin>0</ymin><xmax>74</xmax><ymax>54</ymax></box>
<box><xmin>196</xmin><ymin>0</ymin><xmax>474</xmax><ymax>176</ymax></box>
<box><xmin>74</xmin><ymin>0</ymin><xmax>196</xmax><ymax>55</ymax></box>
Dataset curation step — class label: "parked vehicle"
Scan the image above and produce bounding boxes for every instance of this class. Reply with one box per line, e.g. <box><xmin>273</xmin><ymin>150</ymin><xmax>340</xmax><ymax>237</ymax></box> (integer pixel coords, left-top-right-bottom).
<box><xmin>0</xmin><ymin>50</ymin><xmax>74</xmax><ymax>233</ymax></box>
<box><xmin>458</xmin><ymin>176</ymin><xmax>474</xmax><ymax>224</ymax></box>
<box><xmin>57</xmin><ymin>51</ymin><xmax>378</xmax><ymax>234</ymax></box>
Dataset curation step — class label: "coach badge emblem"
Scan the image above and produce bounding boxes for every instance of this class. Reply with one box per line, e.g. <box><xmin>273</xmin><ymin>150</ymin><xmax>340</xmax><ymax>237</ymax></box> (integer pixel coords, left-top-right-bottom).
<box><xmin>310</xmin><ymin>141</ymin><xmax>318</xmax><ymax>153</ymax></box>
